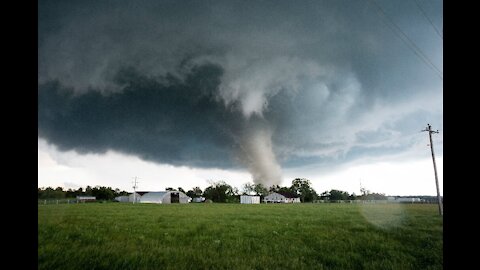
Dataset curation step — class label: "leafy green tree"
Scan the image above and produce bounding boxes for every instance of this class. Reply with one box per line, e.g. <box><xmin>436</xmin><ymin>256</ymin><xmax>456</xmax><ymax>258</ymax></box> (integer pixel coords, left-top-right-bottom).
<box><xmin>319</xmin><ymin>191</ymin><xmax>329</xmax><ymax>200</ymax></box>
<box><xmin>65</xmin><ymin>188</ymin><xmax>75</xmax><ymax>198</ymax></box>
<box><xmin>193</xmin><ymin>187</ymin><xmax>203</xmax><ymax>197</ymax></box>
<box><xmin>290</xmin><ymin>178</ymin><xmax>318</xmax><ymax>202</ymax></box>
<box><xmin>186</xmin><ymin>187</ymin><xmax>203</xmax><ymax>198</ymax></box>
<box><xmin>74</xmin><ymin>187</ymin><xmax>84</xmax><ymax>197</ymax></box>
<box><xmin>203</xmin><ymin>181</ymin><xmax>237</xmax><ymax>203</ymax></box>
<box><xmin>85</xmin><ymin>186</ymin><xmax>93</xmax><ymax>196</ymax></box>
<box><xmin>253</xmin><ymin>183</ymin><xmax>269</xmax><ymax>197</ymax></box>
<box><xmin>242</xmin><ymin>182</ymin><xmax>255</xmax><ymax>195</ymax></box>
<box><xmin>186</xmin><ymin>190</ymin><xmax>196</xmax><ymax>198</ymax></box>
<box><xmin>329</xmin><ymin>190</ymin><xmax>350</xmax><ymax>201</ymax></box>
<box><xmin>269</xmin><ymin>185</ymin><xmax>281</xmax><ymax>193</ymax></box>
<box><xmin>91</xmin><ymin>186</ymin><xmax>116</xmax><ymax>200</ymax></box>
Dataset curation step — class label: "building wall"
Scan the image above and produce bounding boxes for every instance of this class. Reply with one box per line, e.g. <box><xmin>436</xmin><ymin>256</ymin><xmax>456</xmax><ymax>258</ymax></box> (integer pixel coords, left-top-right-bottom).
<box><xmin>138</xmin><ymin>191</ymin><xmax>191</xmax><ymax>204</ymax></box>
<box><xmin>129</xmin><ymin>193</ymin><xmax>142</xmax><ymax>203</ymax></box>
<box><xmin>179</xmin><ymin>192</ymin><xmax>191</xmax><ymax>203</ymax></box>
<box><xmin>114</xmin><ymin>196</ymin><xmax>129</xmax><ymax>202</ymax></box>
<box><xmin>286</xmin><ymin>198</ymin><xmax>301</xmax><ymax>203</ymax></box>
<box><xmin>240</xmin><ymin>195</ymin><xmax>260</xmax><ymax>204</ymax></box>
<box><xmin>140</xmin><ymin>192</ymin><xmax>167</xmax><ymax>203</ymax></box>
<box><xmin>264</xmin><ymin>192</ymin><xmax>286</xmax><ymax>203</ymax></box>
<box><xmin>161</xmin><ymin>193</ymin><xmax>170</xmax><ymax>204</ymax></box>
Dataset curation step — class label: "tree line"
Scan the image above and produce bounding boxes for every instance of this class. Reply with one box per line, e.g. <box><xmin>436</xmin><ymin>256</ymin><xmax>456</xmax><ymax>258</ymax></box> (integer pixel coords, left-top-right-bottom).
<box><xmin>168</xmin><ymin>178</ymin><xmax>387</xmax><ymax>203</ymax></box>
<box><xmin>38</xmin><ymin>186</ymin><xmax>129</xmax><ymax>201</ymax></box>
<box><xmin>38</xmin><ymin>178</ymin><xmax>387</xmax><ymax>202</ymax></box>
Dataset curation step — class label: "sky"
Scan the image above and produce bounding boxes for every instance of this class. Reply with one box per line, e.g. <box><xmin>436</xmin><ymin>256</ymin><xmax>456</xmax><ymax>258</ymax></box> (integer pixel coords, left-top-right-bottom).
<box><xmin>38</xmin><ymin>0</ymin><xmax>443</xmax><ymax>196</ymax></box>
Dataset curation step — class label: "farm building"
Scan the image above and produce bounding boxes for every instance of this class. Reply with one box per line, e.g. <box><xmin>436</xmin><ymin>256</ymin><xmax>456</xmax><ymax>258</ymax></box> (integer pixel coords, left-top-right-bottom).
<box><xmin>129</xmin><ymin>192</ymin><xmax>149</xmax><ymax>203</ymax></box>
<box><xmin>192</xmin><ymin>197</ymin><xmax>206</xmax><ymax>203</ymax></box>
<box><xmin>114</xmin><ymin>196</ymin><xmax>129</xmax><ymax>202</ymax></box>
<box><xmin>240</xmin><ymin>195</ymin><xmax>260</xmax><ymax>204</ymax></box>
<box><xmin>115</xmin><ymin>191</ymin><xmax>191</xmax><ymax>203</ymax></box>
<box><xmin>395</xmin><ymin>197</ymin><xmax>423</xmax><ymax>203</ymax></box>
<box><xmin>264</xmin><ymin>192</ymin><xmax>301</xmax><ymax>203</ymax></box>
<box><xmin>76</xmin><ymin>196</ymin><xmax>96</xmax><ymax>202</ymax></box>
<box><xmin>139</xmin><ymin>191</ymin><xmax>191</xmax><ymax>204</ymax></box>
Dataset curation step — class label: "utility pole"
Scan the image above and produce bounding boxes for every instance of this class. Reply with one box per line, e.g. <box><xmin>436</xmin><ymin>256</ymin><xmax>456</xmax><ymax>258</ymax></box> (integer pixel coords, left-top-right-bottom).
<box><xmin>422</xmin><ymin>124</ymin><xmax>443</xmax><ymax>216</ymax></box>
<box><xmin>132</xmin><ymin>177</ymin><xmax>139</xmax><ymax>204</ymax></box>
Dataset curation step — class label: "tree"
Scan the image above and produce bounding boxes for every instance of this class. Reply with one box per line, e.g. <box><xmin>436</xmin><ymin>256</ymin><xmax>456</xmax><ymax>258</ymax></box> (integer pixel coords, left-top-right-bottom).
<box><xmin>187</xmin><ymin>187</ymin><xmax>203</xmax><ymax>198</ymax></box>
<box><xmin>166</xmin><ymin>187</ymin><xmax>176</xmax><ymax>191</ymax></box>
<box><xmin>193</xmin><ymin>187</ymin><xmax>203</xmax><ymax>197</ymax></box>
<box><xmin>290</xmin><ymin>178</ymin><xmax>318</xmax><ymax>202</ymax></box>
<box><xmin>242</xmin><ymin>182</ymin><xmax>255</xmax><ymax>195</ymax></box>
<box><xmin>85</xmin><ymin>186</ymin><xmax>93</xmax><ymax>196</ymax></box>
<box><xmin>178</xmin><ymin>187</ymin><xmax>186</xmax><ymax>194</ymax></box>
<box><xmin>91</xmin><ymin>186</ymin><xmax>116</xmax><ymax>200</ymax></box>
<box><xmin>269</xmin><ymin>185</ymin><xmax>281</xmax><ymax>193</ymax></box>
<box><xmin>186</xmin><ymin>190</ymin><xmax>196</xmax><ymax>198</ymax></box>
<box><xmin>38</xmin><ymin>186</ymin><xmax>128</xmax><ymax>200</ymax></box>
<box><xmin>319</xmin><ymin>191</ymin><xmax>330</xmax><ymax>200</ymax></box>
<box><xmin>65</xmin><ymin>188</ymin><xmax>75</xmax><ymax>198</ymax></box>
<box><xmin>253</xmin><ymin>183</ymin><xmax>268</xmax><ymax>197</ymax></box>
<box><xmin>74</xmin><ymin>187</ymin><xmax>84</xmax><ymax>197</ymax></box>
<box><xmin>203</xmin><ymin>181</ymin><xmax>237</xmax><ymax>203</ymax></box>
<box><xmin>328</xmin><ymin>189</ymin><xmax>350</xmax><ymax>201</ymax></box>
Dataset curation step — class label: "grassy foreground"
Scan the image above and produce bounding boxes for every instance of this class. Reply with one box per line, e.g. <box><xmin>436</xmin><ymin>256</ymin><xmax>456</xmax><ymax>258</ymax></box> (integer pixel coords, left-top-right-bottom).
<box><xmin>38</xmin><ymin>203</ymin><xmax>442</xmax><ymax>270</ymax></box>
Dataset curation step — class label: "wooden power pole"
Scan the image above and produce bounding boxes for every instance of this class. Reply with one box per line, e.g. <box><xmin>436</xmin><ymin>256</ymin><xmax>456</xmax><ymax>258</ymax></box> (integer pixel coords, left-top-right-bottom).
<box><xmin>422</xmin><ymin>124</ymin><xmax>443</xmax><ymax>216</ymax></box>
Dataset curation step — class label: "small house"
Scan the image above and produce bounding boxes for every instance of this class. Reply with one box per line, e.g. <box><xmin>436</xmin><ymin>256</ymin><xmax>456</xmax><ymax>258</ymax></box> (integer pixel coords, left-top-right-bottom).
<box><xmin>264</xmin><ymin>192</ymin><xmax>301</xmax><ymax>203</ymax></box>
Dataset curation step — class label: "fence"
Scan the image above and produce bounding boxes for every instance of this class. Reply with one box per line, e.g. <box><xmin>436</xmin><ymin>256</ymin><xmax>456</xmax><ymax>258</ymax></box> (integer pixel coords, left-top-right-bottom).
<box><xmin>38</xmin><ymin>199</ymin><xmax>105</xmax><ymax>205</ymax></box>
<box><xmin>312</xmin><ymin>200</ymin><xmax>433</xmax><ymax>204</ymax></box>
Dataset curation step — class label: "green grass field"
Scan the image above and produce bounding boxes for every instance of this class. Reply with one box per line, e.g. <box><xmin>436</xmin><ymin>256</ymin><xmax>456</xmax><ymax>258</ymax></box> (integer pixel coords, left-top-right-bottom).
<box><xmin>38</xmin><ymin>203</ymin><xmax>443</xmax><ymax>270</ymax></box>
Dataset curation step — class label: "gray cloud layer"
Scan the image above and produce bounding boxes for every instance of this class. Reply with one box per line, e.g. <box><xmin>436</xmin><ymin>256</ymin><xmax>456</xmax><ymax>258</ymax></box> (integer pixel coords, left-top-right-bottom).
<box><xmin>38</xmin><ymin>0</ymin><xmax>443</xmax><ymax>185</ymax></box>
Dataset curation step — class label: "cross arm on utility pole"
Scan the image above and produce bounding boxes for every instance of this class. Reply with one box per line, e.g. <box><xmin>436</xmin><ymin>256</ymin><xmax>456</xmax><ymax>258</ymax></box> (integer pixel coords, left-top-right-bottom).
<box><xmin>422</xmin><ymin>124</ymin><xmax>443</xmax><ymax>216</ymax></box>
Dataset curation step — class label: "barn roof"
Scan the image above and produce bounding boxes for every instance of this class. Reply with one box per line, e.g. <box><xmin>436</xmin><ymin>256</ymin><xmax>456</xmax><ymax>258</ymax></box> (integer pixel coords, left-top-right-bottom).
<box><xmin>131</xmin><ymin>191</ymin><xmax>150</xmax><ymax>196</ymax></box>
<box><xmin>277</xmin><ymin>191</ymin><xmax>299</xmax><ymax>198</ymax></box>
<box><xmin>140</xmin><ymin>192</ymin><xmax>168</xmax><ymax>198</ymax></box>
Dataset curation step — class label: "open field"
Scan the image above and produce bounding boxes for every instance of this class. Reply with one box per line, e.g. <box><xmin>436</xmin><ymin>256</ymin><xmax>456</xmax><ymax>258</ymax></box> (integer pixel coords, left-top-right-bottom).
<box><xmin>38</xmin><ymin>203</ymin><xmax>442</xmax><ymax>270</ymax></box>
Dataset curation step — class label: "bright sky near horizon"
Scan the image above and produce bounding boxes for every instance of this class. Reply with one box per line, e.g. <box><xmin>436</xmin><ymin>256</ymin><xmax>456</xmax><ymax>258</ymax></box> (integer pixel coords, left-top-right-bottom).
<box><xmin>38</xmin><ymin>138</ymin><xmax>442</xmax><ymax>196</ymax></box>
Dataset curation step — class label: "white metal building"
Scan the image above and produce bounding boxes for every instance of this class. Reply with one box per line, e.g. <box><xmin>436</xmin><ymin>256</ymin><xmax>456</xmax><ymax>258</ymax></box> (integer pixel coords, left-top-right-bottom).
<box><xmin>114</xmin><ymin>195</ymin><xmax>129</xmax><ymax>202</ymax></box>
<box><xmin>395</xmin><ymin>197</ymin><xmax>422</xmax><ymax>203</ymax></box>
<box><xmin>192</xmin><ymin>197</ymin><xmax>206</xmax><ymax>203</ymax></box>
<box><xmin>76</xmin><ymin>196</ymin><xmax>96</xmax><ymax>202</ymax></box>
<box><xmin>129</xmin><ymin>192</ymin><xmax>146</xmax><ymax>203</ymax></box>
<box><xmin>240</xmin><ymin>195</ymin><xmax>260</xmax><ymax>204</ymax></box>
<box><xmin>264</xmin><ymin>192</ymin><xmax>301</xmax><ymax>203</ymax></box>
<box><xmin>139</xmin><ymin>191</ymin><xmax>191</xmax><ymax>204</ymax></box>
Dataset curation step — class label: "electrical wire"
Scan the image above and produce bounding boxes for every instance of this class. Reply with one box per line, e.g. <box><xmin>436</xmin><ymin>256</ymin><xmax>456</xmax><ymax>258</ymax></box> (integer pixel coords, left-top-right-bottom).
<box><xmin>367</xmin><ymin>0</ymin><xmax>443</xmax><ymax>80</ymax></box>
<box><xmin>412</xmin><ymin>0</ymin><xmax>443</xmax><ymax>40</ymax></box>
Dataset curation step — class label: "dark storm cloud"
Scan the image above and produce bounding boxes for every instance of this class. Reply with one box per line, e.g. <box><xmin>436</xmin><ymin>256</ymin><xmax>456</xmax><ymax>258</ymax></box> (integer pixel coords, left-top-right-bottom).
<box><xmin>39</xmin><ymin>63</ymin><xmax>241</xmax><ymax>168</ymax></box>
<box><xmin>38</xmin><ymin>0</ymin><xmax>443</xmax><ymax>184</ymax></box>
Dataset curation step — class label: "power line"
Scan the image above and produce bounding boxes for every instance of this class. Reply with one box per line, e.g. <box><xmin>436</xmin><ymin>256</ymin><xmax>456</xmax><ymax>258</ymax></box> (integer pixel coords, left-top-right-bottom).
<box><xmin>421</xmin><ymin>124</ymin><xmax>443</xmax><ymax>216</ymax></box>
<box><xmin>366</xmin><ymin>0</ymin><xmax>443</xmax><ymax>80</ymax></box>
<box><xmin>412</xmin><ymin>0</ymin><xmax>443</xmax><ymax>40</ymax></box>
